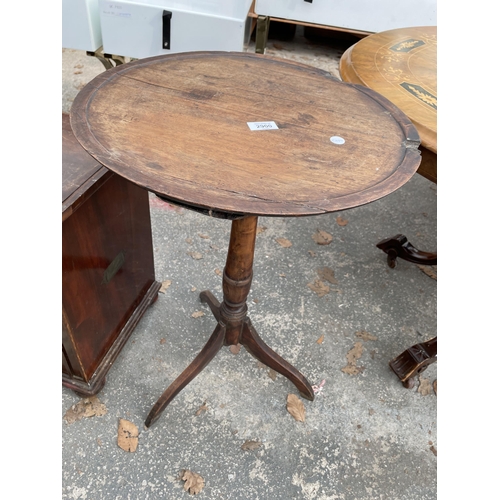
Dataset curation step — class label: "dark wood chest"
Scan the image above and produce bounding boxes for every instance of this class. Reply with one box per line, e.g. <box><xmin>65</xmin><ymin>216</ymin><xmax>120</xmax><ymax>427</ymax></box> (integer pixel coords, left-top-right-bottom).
<box><xmin>62</xmin><ymin>113</ymin><xmax>161</xmax><ymax>396</ymax></box>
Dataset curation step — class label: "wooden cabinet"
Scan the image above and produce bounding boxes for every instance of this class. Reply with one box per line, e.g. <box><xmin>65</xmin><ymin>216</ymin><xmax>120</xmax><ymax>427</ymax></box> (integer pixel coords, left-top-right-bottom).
<box><xmin>62</xmin><ymin>113</ymin><xmax>161</xmax><ymax>396</ymax></box>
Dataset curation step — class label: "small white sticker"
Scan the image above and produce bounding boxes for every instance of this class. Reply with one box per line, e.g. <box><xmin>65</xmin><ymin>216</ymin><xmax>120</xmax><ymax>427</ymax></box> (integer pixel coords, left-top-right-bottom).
<box><xmin>330</xmin><ymin>136</ymin><xmax>345</xmax><ymax>145</ymax></box>
<box><xmin>247</xmin><ymin>121</ymin><xmax>279</xmax><ymax>131</ymax></box>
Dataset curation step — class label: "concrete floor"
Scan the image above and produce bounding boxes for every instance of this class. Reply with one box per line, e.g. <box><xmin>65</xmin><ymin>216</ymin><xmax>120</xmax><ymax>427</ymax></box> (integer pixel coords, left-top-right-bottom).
<box><xmin>62</xmin><ymin>26</ymin><xmax>437</xmax><ymax>500</ymax></box>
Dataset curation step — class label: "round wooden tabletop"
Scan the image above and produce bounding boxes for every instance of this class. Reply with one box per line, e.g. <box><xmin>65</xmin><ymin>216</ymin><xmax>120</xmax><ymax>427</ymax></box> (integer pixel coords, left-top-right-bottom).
<box><xmin>339</xmin><ymin>26</ymin><xmax>437</xmax><ymax>154</ymax></box>
<box><xmin>71</xmin><ymin>51</ymin><xmax>421</xmax><ymax>217</ymax></box>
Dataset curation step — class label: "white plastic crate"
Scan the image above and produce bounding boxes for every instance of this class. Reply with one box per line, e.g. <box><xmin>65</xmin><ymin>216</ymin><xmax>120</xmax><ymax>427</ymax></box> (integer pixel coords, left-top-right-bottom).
<box><xmin>98</xmin><ymin>0</ymin><xmax>254</xmax><ymax>59</ymax></box>
<box><xmin>255</xmin><ymin>0</ymin><xmax>437</xmax><ymax>33</ymax></box>
<box><xmin>62</xmin><ymin>0</ymin><xmax>103</xmax><ymax>51</ymax></box>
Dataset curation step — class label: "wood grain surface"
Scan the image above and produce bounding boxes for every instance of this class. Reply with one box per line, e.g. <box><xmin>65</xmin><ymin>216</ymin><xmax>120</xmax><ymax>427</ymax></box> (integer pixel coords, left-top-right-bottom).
<box><xmin>62</xmin><ymin>113</ymin><xmax>102</xmax><ymax>205</ymax></box>
<box><xmin>71</xmin><ymin>51</ymin><xmax>421</xmax><ymax>216</ymax></box>
<box><xmin>339</xmin><ymin>26</ymin><xmax>436</xmax><ymax>153</ymax></box>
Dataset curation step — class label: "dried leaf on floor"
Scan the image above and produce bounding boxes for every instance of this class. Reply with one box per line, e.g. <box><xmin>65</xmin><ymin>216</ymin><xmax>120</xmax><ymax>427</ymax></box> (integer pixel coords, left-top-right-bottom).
<box><xmin>316</xmin><ymin>334</ymin><xmax>325</xmax><ymax>344</ymax></box>
<box><xmin>336</xmin><ymin>216</ymin><xmax>348</xmax><ymax>226</ymax></box>
<box><xmin>117</xmin><ymin>419</ymin><xmax>139</xmax><ymax>452</ymax></box>
<box><xmin>191</xmin><ymin>287</ymin><xmax>197</xmax><ymax>292</ymax></box>
<box><xmin>64</xmin><ymin>396</ymin><xmax>108</xmax><ymax>424</ymax></box>
<box><xmin>186</xmin><ymin>238</ymin><xmax>193</xmax><ymax>245</ymax></box>
<box><xmin>241</xmin><ymin>440</ymin><xmax>262</xmax><ymax>451</ymax></box>
<box><xmin>187</xmin><ymin>251</ymin><xmax>203</xmax><ymax>260</ymax></box>
<box><xmin>430</xmin><ymin>445</ymin><xmax>437</xmax><ymax>456</ymax></box>
<box><xmin>180</xmin><ymin>470</ymin><xmax>205</xmax><ymax>495</ymax></box>
<box><xmin>317</xmin><ymin>267</ymin><xmax>338</xmax><ymax>284</ymax></box>
<box><xmin>433</xmin><ymin>380</ymin><xmax>437</xmax><ymax>395</ymax></box>
<box><xmin>418</xmin><ymin>377</ymin><xmax>432</xmax><ymax>396</ymax></box>
<box><xmin>355</xmin><ymin>330</ymin><xmax>378</xmax><ymax>341</ymax></box>
<box><xmin>346</xmin><ymin>342</ymin><xmax>364</xmax><ymax>363</ymax></box>
<box><xmin>256</xmin><ymin>226</ymin><xmax>267</xmax><ymax>234</ymax></box>
<box><xmin>341</xmin><ymin>342</ymin><xmax>364</xmax><ymax>375</ymax></box>
<box><xmin>268</xmin><ymin>369</ymin><xmax>277</xmax><ymax>380</ymax></box>
<box><xmin>417</xmin><ymin>265</ymin><xmax>437</xmax><ymax>280</ymax></box>
<box><xmin>198</xmin><ymin>233</ymin><xmax>210</xmax><ymax>239</ymax></box>
<box><xmin>276</xmin><ymin>237</ymin><xmax>292</xmax><ymax>248</ymax></box>
<box><xmin>286</xmin><ymin>394</ymin><xmax>306</xmax><ymax>422</ymax></box>
<box><xmin>307</xmin><ymin>279</ymin><xmax>330</xmax><ymax>297</ymax></box>
<box><xmin>229</xmin><ymin>344</ymin><xmax>241</xmax><ymax>354</ymax></box>
<box><xmin>191</xmin><ymin>311</ymin><xmax>205</xmax><ymax>318</ymax></box>
<box><xmin>215</xmin><ymin>268</ymin><xmax>222</xmax><ymax>276</ymax></box>
<box><xmin>195</xmin><ymin>402</ymin><xmax>209</xmax><ymax>416</ymax></box>
<box><xmin>312</xmin><ymin>230</ymin><xmax>333</xmax><ymax>245</ymax></box>
<box><xmin>159</xmin><ymin>280</ymin><xmax>172</xmax><ymax>293</ymax></box>
<box><xmin>160</xmin><ymin>338</ymin><xmax>166</xmax><ymax>344</ymax></box>
<box><xmin>308</xmin><ymin>250</ymin><xmax>317</xmax><ymax>257</ymax></box>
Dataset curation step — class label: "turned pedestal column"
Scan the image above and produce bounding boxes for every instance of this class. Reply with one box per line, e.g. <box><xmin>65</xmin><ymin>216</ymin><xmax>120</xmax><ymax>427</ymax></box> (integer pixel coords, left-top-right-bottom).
<box><xmin>145</xmin><ymin>216</ymin><xmax>314</xmax><ymax>428</ymax></box>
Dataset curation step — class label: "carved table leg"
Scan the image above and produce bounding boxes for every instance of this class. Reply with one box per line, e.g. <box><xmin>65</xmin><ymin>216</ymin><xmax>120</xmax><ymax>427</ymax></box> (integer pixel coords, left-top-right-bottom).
<box><xmin>389</xmin><ymin>337</ymin><xmax>437</xmax><ymax>388</ymax></box>
<box><xmin>376</xmin><ymin>234</ymin><xmax>437</xmax><ymax>268</ymax></box>
<box><xmin>145</xmin><ymin>215</ymin><xmax>314</xmax><ymax>428</ymax></box>
<box><xmin>145</xmin><ymin>324</ymin><xmax>226</xmax><ymax>428</ymax></box>
<box><xmin>200</xmin><ymin>290</ymin><xmax>221</xmax><ymax>322</ymax></box>
<box><xmin>241</xmin><ymin>318</ymin><xmax>314</xmax><ymax>400</ymax></box>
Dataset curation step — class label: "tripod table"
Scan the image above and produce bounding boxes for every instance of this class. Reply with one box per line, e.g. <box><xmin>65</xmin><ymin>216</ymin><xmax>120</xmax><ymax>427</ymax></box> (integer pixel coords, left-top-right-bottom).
<box><xmin>340</xmin><ymin>27</ymin><xmax>437</xmax><ymax>386</ymax></box>
<box><xmin>70</xmin><ymin>51</ymin><xmax>421</xmax><ymax>427</ymax></box>
<box><xmin>340</xmin><ymin>25</ymin><xmax>437</xmax><ymax>268</ymax></box>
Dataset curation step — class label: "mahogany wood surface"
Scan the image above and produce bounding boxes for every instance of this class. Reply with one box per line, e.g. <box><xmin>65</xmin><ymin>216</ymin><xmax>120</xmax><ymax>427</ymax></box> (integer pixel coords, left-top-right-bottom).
<box><xmin>339</xmin><ymin>26</ymin><xmax>437</xmax><ymax>154</ymax></box>
<box><xmin>71</xmin><ymin>51</ymin><xmax>421</xmax><ymax>217</ymax></box>
<box><xmin>376</xmin><ymin>234</ymin><xmax>437</xmax><ymax>268</ymax></box>
<box><xmin>389</xmin><ymin>337</ymin><xmax>437</xmax><ymax>388</ymax></box>
<box><xmin>71</xmin><ymin>52</ymin><xmax>422</xmax><ymax>426</ymax></box>
<box><xmin>63</xmin><ymin>114</ymin><xmax>161</xmax><ymax>396</ymax></box>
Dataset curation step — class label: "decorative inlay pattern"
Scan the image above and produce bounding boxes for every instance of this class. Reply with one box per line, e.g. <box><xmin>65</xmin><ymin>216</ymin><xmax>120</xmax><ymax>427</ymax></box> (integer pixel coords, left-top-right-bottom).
<box><xmin>390</xmin><ymin>39</ymin><xmax>425</xmax><ymax>53</ymax></box>
<box><xmin>400</xmin><ymin>82</ymin><xmax>437</xmax><ymax>110</ymax></box>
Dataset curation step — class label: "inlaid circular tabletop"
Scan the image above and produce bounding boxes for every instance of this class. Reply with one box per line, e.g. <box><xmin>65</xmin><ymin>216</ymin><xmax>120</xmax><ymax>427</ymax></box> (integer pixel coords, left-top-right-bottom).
<box><xmin>340</xmin><ymin>26</ymin><xmax>437</xmax><ymax>154</ymax></box>
<box><xmin>70</xmin><ymin>51</ymin><xmax>421</xmax><ymax>216</ymax></box>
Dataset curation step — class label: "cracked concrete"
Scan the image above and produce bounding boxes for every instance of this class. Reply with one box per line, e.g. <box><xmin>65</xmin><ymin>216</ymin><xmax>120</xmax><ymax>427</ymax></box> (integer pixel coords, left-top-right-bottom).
<box><xmin>63</xmin><ymin>25</ymin><xmax>436</xmax><ymax>500</ymax></box>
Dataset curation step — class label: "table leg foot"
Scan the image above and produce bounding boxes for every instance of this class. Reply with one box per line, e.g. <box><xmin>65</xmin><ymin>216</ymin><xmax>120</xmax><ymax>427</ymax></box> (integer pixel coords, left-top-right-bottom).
<box><xmin>240</xmin><ymin>318</ymin><xmax>315</xmax><ymax>401</ymax></box>
<box><xmin>145</xmin><ymin>323</ymin><xmax>226</xmax><ymax>428</ymax></box>
<box><xmin>200</xmin><ymin>290</ymin><xmax>221</xmax><ymax>321</ymax></box>
<box><xmin>389</xmin><ymin>336</ymin><xmax>437</xmax><ymax>388</ymax></box>
<box><xmin>376</xmin><ymin>234</ymin><xmax>437</xmax><ymax>267</ymax></box>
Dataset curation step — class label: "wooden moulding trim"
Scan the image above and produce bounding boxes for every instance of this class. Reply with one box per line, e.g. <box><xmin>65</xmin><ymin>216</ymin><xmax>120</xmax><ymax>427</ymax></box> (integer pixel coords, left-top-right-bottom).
<box><xmin>62</xmin><ymin>280</ymin><xmax>161</xmax><ymax>396</ymax></box>
<box><xmin>351</xmin><ymin>84</ymin><xmax>420</xmax><ymax>145</ymax></box>
<box><xmin>62</xmin><ymin>168</ymin><xmax>112</xmax><ymax>222</ymax></box>
<box><xmin>63</xmin><ymin>308</ymin><xmax>86</xmax><ymax>381</ymax></box>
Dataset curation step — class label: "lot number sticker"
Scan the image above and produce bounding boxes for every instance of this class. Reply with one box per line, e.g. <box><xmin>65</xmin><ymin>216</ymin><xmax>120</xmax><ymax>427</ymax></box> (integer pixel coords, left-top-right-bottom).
<box><xmin>247</xmin><ymin>121</ymin><xmax>279</xmax><ymax>131</ymax></box>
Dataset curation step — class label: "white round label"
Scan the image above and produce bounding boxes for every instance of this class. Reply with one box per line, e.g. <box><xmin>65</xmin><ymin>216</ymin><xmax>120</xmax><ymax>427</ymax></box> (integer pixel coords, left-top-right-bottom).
<box><xmin>330</xmin><ymin>136</ymin><xmax>345</xmax><ymax>145</ymax></box>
